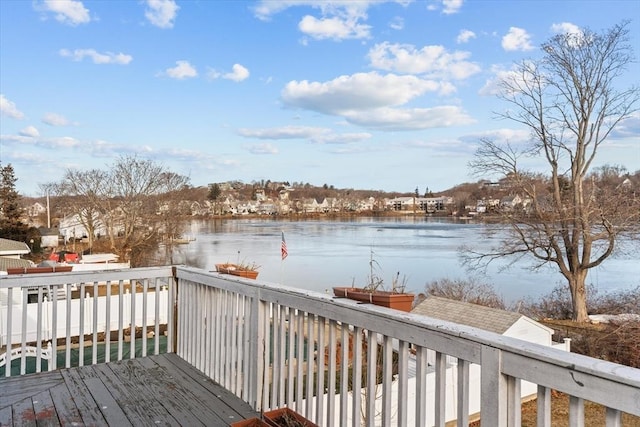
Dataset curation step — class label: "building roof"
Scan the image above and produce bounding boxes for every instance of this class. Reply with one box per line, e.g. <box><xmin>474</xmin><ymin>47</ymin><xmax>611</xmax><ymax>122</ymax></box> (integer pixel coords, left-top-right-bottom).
<box><xmin>0</xmin><ymin>238</ymin><xmax>30</xmax><ymax>256</ymax></box>
<box><xmin>0</xmin><ymin>256</ymin><xmax>35</xmax><ymax>272</ymax></box>
<box><xmin>412</xmin><ymin>296</ymin><xmax>524</xmax><ymax>335</ymax></box>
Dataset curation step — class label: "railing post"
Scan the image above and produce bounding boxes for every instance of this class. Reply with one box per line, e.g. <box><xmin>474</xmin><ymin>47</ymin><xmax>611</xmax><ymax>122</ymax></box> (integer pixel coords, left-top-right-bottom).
<box><xmin>171</xmin><ymin>266</ymin><xmax>179</xmax><ymax>354</ymax></box>
<box><xmin>481</xmin><ymin>345</ymin><xmax>508</xmax><ymax>426</ymax></box>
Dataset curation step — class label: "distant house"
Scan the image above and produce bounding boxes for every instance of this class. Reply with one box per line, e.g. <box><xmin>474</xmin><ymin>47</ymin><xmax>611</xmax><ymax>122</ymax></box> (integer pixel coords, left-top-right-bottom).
<box><xmin>39</xmin><ymin>228</ymin><xmax>60</xmax><ymax>249</ymax></box>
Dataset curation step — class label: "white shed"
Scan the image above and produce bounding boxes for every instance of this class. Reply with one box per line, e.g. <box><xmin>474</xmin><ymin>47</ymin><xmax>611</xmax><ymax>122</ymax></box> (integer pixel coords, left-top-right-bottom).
<box><xmin>412</xmin><ymin>296</ymin><xmax>555</xmax><ymax>346</ymax></box>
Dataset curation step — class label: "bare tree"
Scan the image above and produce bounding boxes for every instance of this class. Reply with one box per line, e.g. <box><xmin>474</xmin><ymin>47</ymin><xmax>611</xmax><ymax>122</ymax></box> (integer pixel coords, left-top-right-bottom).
<box><xmin>51</xmin><ymin>156</ymin><xmax>190</xmax><ymax>266</ymax></box>
<box><xmin>467</xmin><ymin>22</ymin><xmax>639</xmax><ymax>322</ymax></box>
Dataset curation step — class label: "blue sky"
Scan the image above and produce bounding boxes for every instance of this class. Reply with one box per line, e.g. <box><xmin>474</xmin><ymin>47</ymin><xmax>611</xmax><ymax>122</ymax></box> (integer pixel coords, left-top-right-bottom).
<box><xmin>1</xmin><ymin>0</ymin><xmax>639</xmax><ymax>196</ymax></box>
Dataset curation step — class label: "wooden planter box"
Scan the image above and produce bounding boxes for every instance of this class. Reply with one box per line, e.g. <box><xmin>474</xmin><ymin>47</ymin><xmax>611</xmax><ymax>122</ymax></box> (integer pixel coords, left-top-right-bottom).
<box><xmin>231</xmin><ymin>408</ymin><xmax>317</xmax><ymax>427</ymax></box>
<box><xmin>264</xmin><ymin>408</ymin><xmax>318</xmax><ymax>427</ymax></box>
<box><xmin>333</xmin><ymin>287</ymin><xmax>415</xmax><ymax>312</ymax></box>
<box><xmin>215</xmin><ymin>263</ymin><xmax>259</xmax><ymax>279</ymax></box>
<box><xmin>230</xmin><ymin>418</ymin><xmax>271</xmax><ymax>427</ymax></box>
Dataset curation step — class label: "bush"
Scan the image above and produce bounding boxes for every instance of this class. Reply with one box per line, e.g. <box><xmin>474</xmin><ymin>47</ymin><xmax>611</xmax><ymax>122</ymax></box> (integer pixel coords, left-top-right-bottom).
<box><xmin>420</xmin><ymin>278</ymin><xmax>505</xmax><ymax>309</ymax></box>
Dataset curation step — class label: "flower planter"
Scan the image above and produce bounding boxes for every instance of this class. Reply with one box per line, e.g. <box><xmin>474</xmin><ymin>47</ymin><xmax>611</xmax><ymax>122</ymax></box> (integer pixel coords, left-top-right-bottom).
<box><xmin>215</xmin><ymin>263</ymin><xmax>259</xmax><ymax>279</ymax></box>
<box><xmin>333</xmin><ymin>287</ymin><xmax>415</xmax><ymax>312</ymax></box>
<box><xmin>264</xmin><ymin>408</ymin><xmax>318</xmax><ymax>427</ymax></box>
<box><xmin>230</xmin><ymin>418</ymin><xmax>271</xmax><ymax>427</ymax></box>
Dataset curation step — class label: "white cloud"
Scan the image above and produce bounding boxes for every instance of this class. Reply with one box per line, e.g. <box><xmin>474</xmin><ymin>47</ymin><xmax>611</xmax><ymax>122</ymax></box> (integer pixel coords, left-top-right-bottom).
<box><xmin>42</xmin><ymin>112</ymin><xmax>71</xmax><ymax>126</ymax></box>
<box><xmin>145</xmin><ymin>0</ymin><xmax>179</xmax><ymax>29</ymax></box>
<box><xmin>282</xmin><ymin>72</ymin><xmax>443</xmax><ymax>115</ymax></box>
<box><xmin>298</xmin><ymin>15</ymin><xmax>371</xmax><ymax>40</ymax></box>
<box><xmin>502</xmin><ymin>27</ymin><xmax>534</xmax><ymax>51</ymax></box>
<box><xmin>19</xmin><ymin>126</ymin><xmax>40</xmax><ymax>137</ymax></box>
<box><xmin>238</xmin><ymin>126</ymin><xmax>372</xmax><ymax>144</ymax></box>
<box><xmin>479</xmin><ymin>62</ymin><xmax>536</xmax><ymax>97</ymax></box>
<box><xmin>441</xmin><ymin>0</ymin><xmax>463</xmax><ymax>14</ymax></box>
<box><xmin>462</xmin><ymin>128</ymin><xmax>531</xmax><ymax>145</ymax></box>
<box><xmin>59</xmin><ymin>49</ymin><xmax>133</xmax><ymax>65</ymax></box>
<box><xmin>368</xmin><ymin>42</ymin><xmax>481</xmax><ymax>80</ymax></box>
<box><xmin>164</xmin><ymin>60</ymin><xmax>198</xmax><ymax>79</ymax></box>
<box><xmin>456</xmin><ymin>29</ymin><xmax>476</xmax><ymax>44</ymax></box>
<box><xmin>0</xmin><ymin>95</ymin><xmax>24</xmax><ymax>119</ymax></box>
<box><xmin>281</xmin><ymin>72</ymin><xmax>474</xmax><ymax>131</ymax></box>
<box><xmin>310</xmin><ymin>132</ymin><xmax>372</xmax><ymax>144</ymax></box>
<box><xmin>238</xmin><ymin>126</ymin><xmax>330</xmax><ymax>139</ymax></box>
<box><xmin>248</xmin><ymin>143</ymin><xmax>279</xmax><ymax>154</ymax></box>
<box><xmin>38</xmin><ymin>0</ymin><xmax>91</xmax><ymax>26</ymax></box>
<box><xmin>550</xmin><ymin>22</ymin><xmax>582</xmax><ymax>37</ymax></box>
<box><xmin>343</xmin><ymin>105</ymin><xmax>475</xmax><ymax>130</ymax></box>
<box><xmin>389</xmin><ymin>17</ymin><xmax>404</xmax><ymax>31</ymax></box>
<box><xmin>253</xmin><ymin>1</ymin><xmax>382</xmax><ymax>41</ymax></box>
<box><xmin>224</xmin><ymin>64</ymin><xmax>250</xmax><ymax>82</ymax></box>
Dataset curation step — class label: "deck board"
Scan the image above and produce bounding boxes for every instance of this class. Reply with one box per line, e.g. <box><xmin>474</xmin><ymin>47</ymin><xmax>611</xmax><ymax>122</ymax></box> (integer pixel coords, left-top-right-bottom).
<box><xmin>0</xmin><ymin>353</ymin><xmax>259</xmax><ymax>426</ymax></box>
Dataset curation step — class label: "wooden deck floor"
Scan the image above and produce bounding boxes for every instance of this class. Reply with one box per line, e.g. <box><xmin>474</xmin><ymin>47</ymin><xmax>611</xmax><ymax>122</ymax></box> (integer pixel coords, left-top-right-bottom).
<box><xmin>0</xmin><ymin>353</ymin><xmax>259</xmax><ymax>426</ymax></box>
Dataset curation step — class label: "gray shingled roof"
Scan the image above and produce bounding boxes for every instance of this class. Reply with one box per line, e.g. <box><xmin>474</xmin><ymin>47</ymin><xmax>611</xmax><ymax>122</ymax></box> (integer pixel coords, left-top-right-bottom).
<box><xmin>0</xmin><ymin>256</ymin><xmax>35</xmax><ymax>272</ymax></box>
<box><xmin>0</xmin><ymin>238</ymin><xmax>30</xmax><ymax>256</ymax></box>
<box><xmin>412</xmin><ymin>296</ymin><xmax>523</xmax><ymax>335</ymax></box>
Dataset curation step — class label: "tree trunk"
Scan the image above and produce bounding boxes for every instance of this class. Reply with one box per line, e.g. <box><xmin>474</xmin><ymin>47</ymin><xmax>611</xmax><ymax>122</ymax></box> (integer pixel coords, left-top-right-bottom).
<box><xmin>569</xmin><ymin>272</ymin><xmax>589</xmax><ymax>322</ymax></box>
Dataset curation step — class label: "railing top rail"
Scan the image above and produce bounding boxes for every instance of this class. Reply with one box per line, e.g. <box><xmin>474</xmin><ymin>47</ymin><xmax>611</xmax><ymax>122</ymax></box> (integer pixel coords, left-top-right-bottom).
<box><xmin>0</xmin><ymin>266</ymin><xmax>174</xmax><ymax>288</ymax></box>
<box><xmin>175</xmin><ymin>265</ymin><xmax>640</xmax><ymax>392</ymax></box>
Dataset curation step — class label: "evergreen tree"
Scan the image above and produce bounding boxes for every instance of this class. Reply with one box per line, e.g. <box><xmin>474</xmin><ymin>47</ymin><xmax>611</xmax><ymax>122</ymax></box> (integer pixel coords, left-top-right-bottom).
<box><xmin>0</xmin><ymin>163</ymin><xmax>28</xmax><ymax>240</ymax></box>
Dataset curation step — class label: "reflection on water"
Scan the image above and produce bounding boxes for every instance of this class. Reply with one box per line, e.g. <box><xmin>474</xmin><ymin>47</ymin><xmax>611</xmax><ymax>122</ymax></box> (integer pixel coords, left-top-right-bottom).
<box><xmin>167</xmin><ymin>217</ymin><xmax>638</xmax><ymax>303</ymax></box>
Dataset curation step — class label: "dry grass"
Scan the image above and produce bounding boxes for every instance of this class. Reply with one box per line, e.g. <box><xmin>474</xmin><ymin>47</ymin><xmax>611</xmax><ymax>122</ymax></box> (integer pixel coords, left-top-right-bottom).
<box><xmin>520</xmin><ymin>391</ymin><xmax>640</xmax><ymax>427</ymax></box>
<box><xmin>466</xmin><ymin>391</ymin><xmax>640</xmax><ymax>426</ymax></box>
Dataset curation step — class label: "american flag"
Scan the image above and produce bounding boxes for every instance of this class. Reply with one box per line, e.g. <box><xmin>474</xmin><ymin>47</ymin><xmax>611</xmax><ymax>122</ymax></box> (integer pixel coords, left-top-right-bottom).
<box><xmin>281</xmin><ymin>232</ymin><xmax>288</xmax><ymax>260</ymax></box>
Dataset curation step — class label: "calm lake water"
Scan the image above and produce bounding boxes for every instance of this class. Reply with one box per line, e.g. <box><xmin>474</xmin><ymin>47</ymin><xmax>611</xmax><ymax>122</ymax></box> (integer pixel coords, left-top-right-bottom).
<box><xmin>168</xmin><ymin>217</ymin><xmax>638</xmax><ymax>303</ymax></box>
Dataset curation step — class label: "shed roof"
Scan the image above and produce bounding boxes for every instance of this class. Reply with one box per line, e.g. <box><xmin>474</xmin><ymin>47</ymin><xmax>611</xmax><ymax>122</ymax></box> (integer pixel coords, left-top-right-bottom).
<box><xmin>412</xmin><ymin>296</ymin><xmax>524</xmax><ymax>335</ymax></box>
<box><xmin>0</xmin><ymin>238</ymin><xmax>30</xmax><ymax>256</ymax></box>
<box><xmin>0</xmin><ymin>256</ymin><xmax>35</xmax><ymax>272</ymax></box>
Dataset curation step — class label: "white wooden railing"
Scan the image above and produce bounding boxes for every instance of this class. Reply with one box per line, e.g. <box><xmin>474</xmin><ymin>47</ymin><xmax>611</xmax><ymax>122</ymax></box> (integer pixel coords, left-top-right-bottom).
<box><xmin>1</xmin><ymin>266</ymin><xmax>639</xmax><ymax>426</ymax></box>
<box><xmin>0</xmin><ymin>267</ymin><xmax>175</xmax><ymax>375</ymax></box>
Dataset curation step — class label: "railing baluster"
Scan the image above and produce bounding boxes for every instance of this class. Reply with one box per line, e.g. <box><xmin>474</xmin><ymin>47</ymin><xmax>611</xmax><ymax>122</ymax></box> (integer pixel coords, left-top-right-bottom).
<box><xmin>316</xmin><ymin>315</ymin><xmax>326</xmax><ymax>426</ymax></box>
<box><xmin>457</xmin><ymin>359</ymin><xmax>470</xmax><ymax>427</ymax></box>
<box><xmin>605</xmin><ymin>407</ymin><xmax>622</xmax><ymax>427</ymax></box>
<box><xmin>305</xmin><ymin>312</ymin><xmax>315</xmax><ymax>419</ymax></box>
<box><xmin>569</xmin><ymin>395</ymin><xmax>585</xmax><ymax>427</ymax></box>
<box><xmin>415</xmin><ymin>346</ymin><xmax>427</xmax><ymax>427</ymax></box>
<box><xmin>271</xmin><ymin>303</ymin><xmax>281</xmax><ymax>408</ymax></box>
<box><xmin>295</xmin><ymin>310</ymin><xmax>305</xmax><ymax>414</ymax></box>
<box><xmin>286</xmin><ymin>307</ymin><xmax>296</xmax><ymax>408</ymax></box>
<box><xmin>381</xmin><ymin>335</ymin><xmax>392</xmax><ymax>427</ymax></box>
<box><xmin>397</xmin><ymin>340</ymin><xmax>409</xmax><ymax>427</ymax></box>
<box><xmin>231</xmin><ymin>291</ymin><xmax>240</xmax><ymax>395</ymax></box>
<box><xmin>153</xmin><ymin>279</ymin><xmax>160</xmax><ymax>355</ymax></box>
<box><xmin>434</xmin><ymin>351</ymin><xmax>446</xmax><ymax>427</ymax></box>
<box><xmin>36</xmin><ymin>286</ymin><xmax>43</xmax><ymax>373</ymax></box>
<box><xmin>20</xmin><ymin>287</ymin><xmax>27</xmax><ymax>375</ymax></box>
<box><xmin>118</xmin><ymin>280</ymin><xmax>124</xmax><ymax>361</ymax></box>
<box><xmin>365</xmin><ymin>330</ymin><xmax>377</xmax><ymax>425</ymax></box>
<box><xmin>65</xmin><ymin>282</ymin><xmax>72</xmax><ymax>368</ymax></box>
<box><xmin>92</xmin><ymin>281</ymin><xmax>98</xmax><ymax>365</ymax></box>
<box><xmin>105</xmin><ymin>280</ymin><xmax>111</xmax><ymax>363</ymax></box>
<box><xmin>326</xmin><ymin>319</ymin><xmax>337</xmax><ymax>426</ymax></box>
<box><xmin>339</xmin><ymin>323</ymin><xmax>349</xmax><ymax>427</ymax></box>
<box><xmin>5</xmin><ymin>288</ymin><xmax>13</xmax><ymax>377</ymax></box>
<box><xmin>507</xmin><ymin>375</ymin><xmax>521</xmax><ymax>426</ymax></box>
<box><xmin>141</xmin><ymin>279</ymin><xmax>148</xmax><ymax>358</ymax></box>
<box><xmin>352</xmin><ymin>326</ymin><xmax>363</xmax><ymax>427</ymax></box>
<box><xmin>130</xmin><ymin>279</ymin><xmax>136</xmax><ymax>359</ymax></box>
<box><xmin>51</xmin><ymin>284</ymin><xmax>58</xmax><ymax>371</ymax></box>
